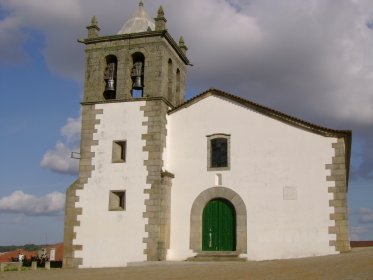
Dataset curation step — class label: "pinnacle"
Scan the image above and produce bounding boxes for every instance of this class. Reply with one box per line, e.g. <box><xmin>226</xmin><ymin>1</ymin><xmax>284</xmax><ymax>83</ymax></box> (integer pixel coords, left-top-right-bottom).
<box><xmin>157</xmin><ymin>5</ymin><xmax>165</xmax><ymax>17</ymax></box>
<box><xmin>91</xmin><ymin>15</ymin><xmax>98</xmax><ymax>26</ymax></box>
<box><xmin>179</xmin><ymin>36</ymin><xmax>185</xmax><ymax>45</ymax></box>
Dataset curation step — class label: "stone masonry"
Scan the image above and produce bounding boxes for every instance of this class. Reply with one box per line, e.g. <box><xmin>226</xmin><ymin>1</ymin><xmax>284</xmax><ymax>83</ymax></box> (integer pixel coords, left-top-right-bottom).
<box><xmin>63</xmin><ymin>105</ymin><xmax>103</xmax><ymax>268</ymax></box>
<box><xmin>141</xmin><ymin>100</ymin><xmax>173</xmax><ymax>261</ymax></box>
<box><xmin>82</xmin><ymin>32</ymin><xmax>187</xmax><ymax>106</ymax></box>
<box><xmin>327</xmin><ymin>137</ymin><xmax>351</xmax><ymax>253</ymax></box>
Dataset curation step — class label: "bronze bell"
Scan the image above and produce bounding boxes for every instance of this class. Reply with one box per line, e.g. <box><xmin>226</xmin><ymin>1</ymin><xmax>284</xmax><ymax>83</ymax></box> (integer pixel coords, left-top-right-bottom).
<box><xmin>105</xmin><ymin>78</ymin><xmax>115</xmax><ymax>92</ymax></box>
<box><xmin>131</xmin><ymin>61</ymin><xmax>144</xmax><ymax>90</ymax></box>
<box><xmin>104</xmin><ymin>62</ymin><xmax>116</xmax><ymax>92</ymax></box>
<box><xmin>132</xmin><ymin>76</ymin><xmax>143</xmax><ymax>90</ymax></box>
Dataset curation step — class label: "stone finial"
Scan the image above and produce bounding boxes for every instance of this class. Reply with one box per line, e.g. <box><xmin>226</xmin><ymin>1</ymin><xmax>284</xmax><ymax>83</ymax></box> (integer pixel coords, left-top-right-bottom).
<box><xmin>157</xmin><ymin>5</ymin><xmax>164</xmax><ymax>17</ymax></box>
<box><xmin>154</xmin><ymin>5</ymin><xmax>167</xmax><ymax>31</ymax></box>
<box><xmin>91</xmin><ymin>15</ymin><xmax>98</xmax><ymax>26</ymax></box>
<box><xmin>87</xmin><ymin>15</ymin><xmax>100</xmax><ymax>38</ymax></box>
<box><xmin>139</xmin><ymin>0</ymin><xmax>144</xmax><ymax>7</ymax></box>
<box><xmin>179</xmin><ymin>36</ymin><xmax>188</xmax><ymax>54</ymax></box>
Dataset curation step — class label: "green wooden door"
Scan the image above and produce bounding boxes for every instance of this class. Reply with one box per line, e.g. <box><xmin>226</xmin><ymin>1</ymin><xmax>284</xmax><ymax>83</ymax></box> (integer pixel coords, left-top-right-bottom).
<box><xmin>202</xmin><ymin>198</ymin><xmax>236</xmax><ymax>251</ymax></box>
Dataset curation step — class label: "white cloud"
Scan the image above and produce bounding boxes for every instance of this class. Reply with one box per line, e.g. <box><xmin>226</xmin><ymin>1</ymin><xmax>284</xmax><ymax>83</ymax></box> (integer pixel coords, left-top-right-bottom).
<box><xmin>60</xmin><ymin>115</ymin><xmax>81</xmax><ymax>144</ymax></box>
<box><xmin>40</xmin><ymin>141</ymin><xmax>79</xmax><ymax>175</ymax></box>
<box><xmin>0</xmin><ymin>191</ymin><xmax>65</xmax><ymax>216</ymax></box>
<box><xmin>2</xmin><ymin>0</ymin><xmax>372</xmax><ymax>122</ymax></box>
<box><xmin>40</xmin><ymin>114</ymin><xmax>80</xmax><ymax>175</ymax></box>
<box><xmin>2</xmin><ymin>0</ymin><xmax>373</xmax><ymax>180</ymax></box>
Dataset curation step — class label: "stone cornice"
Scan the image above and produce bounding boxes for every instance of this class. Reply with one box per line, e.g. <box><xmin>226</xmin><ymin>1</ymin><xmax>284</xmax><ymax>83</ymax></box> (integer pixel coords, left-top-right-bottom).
<box><xmin>81</xmin><ymin>96</ymin><xmax>174</xmax><ymax>108</ymax></box>
<box><xmin>78</xmin><ymin>30</ymin><xmax>190</xmax><ymax>65</ymax></box>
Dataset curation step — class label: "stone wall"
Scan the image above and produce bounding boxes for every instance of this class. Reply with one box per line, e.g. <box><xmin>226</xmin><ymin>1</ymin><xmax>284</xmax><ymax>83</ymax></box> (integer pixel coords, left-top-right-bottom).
<box><xmin>327</xmin><ymin>138</ymin><xmax>351</xmax><ymax>253</ymax></box>
<box><xmin>83</xmin><ymin>35</ymin><xmax>186</xmax><ymax>107</ymax></box>
<box><xmin>63</xmin><ymin>105</ymin><xmax>102</xmax><ymax>268</ymax></box>
<box><xmin>141</xmin><ymin>100</ymin><xmax>172</xmax><ymax>261</ymax></box>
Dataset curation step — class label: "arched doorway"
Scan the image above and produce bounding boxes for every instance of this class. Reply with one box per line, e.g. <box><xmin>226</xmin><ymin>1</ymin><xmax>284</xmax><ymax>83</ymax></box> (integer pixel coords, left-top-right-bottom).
<box><xmin>202</xmin><ymin>198</ymin><xmax>236</xmax><ymax>251</ymax></box>
<box><xmin>190</xmin><ymin>187</ymin><xmax>247</xmax><ymax>254</ymax></box>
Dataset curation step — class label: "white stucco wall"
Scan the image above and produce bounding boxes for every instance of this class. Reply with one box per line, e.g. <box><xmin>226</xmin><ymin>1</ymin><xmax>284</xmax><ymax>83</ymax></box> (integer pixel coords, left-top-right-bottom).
<box><xmin>166</xmin><ymin>95</ymin><xmax>337</xmax><ymax>261</ymax></box>
<box><xmin>74</xmin><ymin>101</ymin><xmax>149</xmax><ymax>268</ymax></box>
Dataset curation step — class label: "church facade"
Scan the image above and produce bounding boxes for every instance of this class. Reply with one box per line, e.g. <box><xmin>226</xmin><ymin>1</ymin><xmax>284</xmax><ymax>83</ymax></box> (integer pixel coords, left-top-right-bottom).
<box><xmin>63</xmin><ymin>2</ymin><xmax>351</xmax><ymax>268</ymax></box>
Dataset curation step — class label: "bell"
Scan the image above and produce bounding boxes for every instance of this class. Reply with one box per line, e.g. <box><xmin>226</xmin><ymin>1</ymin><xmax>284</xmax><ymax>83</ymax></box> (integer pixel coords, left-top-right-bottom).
<box><xmin>105</xmin><ymin>79</ymin><xmax>115</xmax><ymax>92</ymax></box>
<box><xmin>132</xmin><ymin>76</ymin><xmax>143</xmax><ymax>90</ymax></box>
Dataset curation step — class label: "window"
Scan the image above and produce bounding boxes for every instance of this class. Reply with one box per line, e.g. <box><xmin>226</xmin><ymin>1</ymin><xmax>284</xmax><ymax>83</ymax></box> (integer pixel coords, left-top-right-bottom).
<box><xmin>167</xmin><ymin>59</ymin><xmax>173</xmax><ymax>103</ymax></box>
<box><xmin>207</xmin><ymin>134</ymin><xmax>230</xmax><ymax>171</ymax></box>
<box><xmin>109</xmin><ymin>190</ymin><xmax>126</xmax><ymax>211</ymax></box>
<box><xmin>112</xmin><ymin>140</ymin><xmax>126</xmax><ymax>163</ymax></box>
<box><xmin>176</xmin><ymin>68</ymin><xmax>180</xmax><ymax>103</ymax></box>
<box><xmin>211</xmin><ymin>138</ymin><xmax>228</xmax><ymax>167</ymax></box>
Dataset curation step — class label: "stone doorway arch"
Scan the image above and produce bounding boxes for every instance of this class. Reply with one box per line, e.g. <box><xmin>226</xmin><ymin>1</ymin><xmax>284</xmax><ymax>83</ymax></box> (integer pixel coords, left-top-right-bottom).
<box><xmin>190</xmin><ymin>187</ymin><xmax>247</xmax><ymax>253</ymax></box>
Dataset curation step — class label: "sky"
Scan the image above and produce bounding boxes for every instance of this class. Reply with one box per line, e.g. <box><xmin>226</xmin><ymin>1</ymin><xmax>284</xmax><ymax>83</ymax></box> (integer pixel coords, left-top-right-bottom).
<box><xmin>0</xmin><ymin>0</ymin><xmax>372</xmax><ymax>245</ymax></box>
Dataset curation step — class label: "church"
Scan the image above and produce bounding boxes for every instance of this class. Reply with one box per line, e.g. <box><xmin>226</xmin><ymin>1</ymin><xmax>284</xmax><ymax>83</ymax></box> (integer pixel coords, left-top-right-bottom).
<box><xmin>63</xmin><ymin>2</ymin><xmax>351</xmax><ymax>268</ymax></box>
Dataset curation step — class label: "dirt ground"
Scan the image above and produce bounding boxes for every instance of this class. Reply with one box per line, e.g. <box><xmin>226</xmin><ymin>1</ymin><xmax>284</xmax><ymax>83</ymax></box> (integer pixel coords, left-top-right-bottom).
<box><xmin>1</xmin><ymin>247</ymin><xmax>373</xmax><ymax>280</ymax></box>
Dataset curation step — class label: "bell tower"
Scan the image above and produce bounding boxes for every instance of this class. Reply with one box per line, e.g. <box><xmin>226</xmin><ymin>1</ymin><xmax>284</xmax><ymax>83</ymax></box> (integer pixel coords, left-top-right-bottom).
<box><xmin>63</xmin><ymin>2</ymin><xmax>190</xmax><ymax>268</ymax></box>
<box><xmin>81</xmin><ymin>1</ymin><xmax>189</xmax><ymax>105</ymax></box>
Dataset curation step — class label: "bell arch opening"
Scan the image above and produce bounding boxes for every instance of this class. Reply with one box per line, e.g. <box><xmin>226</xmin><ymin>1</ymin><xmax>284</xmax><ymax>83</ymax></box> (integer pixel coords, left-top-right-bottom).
<box><xmin>103</xmin><ymin>55</ymin><xmax>117</xmax><ymax>100</ymax></box>
<box><xmin>131</xmin><ymin>52</ymin><xmax>145</xmax><ymax>98</ymax></box>
<box><xmin>190</xmin><ymin>187</ymin><xmax>247</xmax><ymax>253</ymax></box>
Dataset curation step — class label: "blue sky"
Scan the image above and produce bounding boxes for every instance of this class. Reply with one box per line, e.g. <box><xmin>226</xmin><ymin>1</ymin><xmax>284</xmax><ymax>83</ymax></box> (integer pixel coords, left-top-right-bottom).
<box><xmin>0</xmin><ymin>0</ymin><xmax>373</xmax><ymax>245</ymax></box>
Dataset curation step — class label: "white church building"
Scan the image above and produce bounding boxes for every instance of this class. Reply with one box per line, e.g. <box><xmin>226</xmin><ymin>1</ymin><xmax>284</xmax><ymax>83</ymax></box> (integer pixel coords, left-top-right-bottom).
<box><xmin>63</xmin><ymin>2</ymin><xmax>351</xmax><ymax>268</ymax></box>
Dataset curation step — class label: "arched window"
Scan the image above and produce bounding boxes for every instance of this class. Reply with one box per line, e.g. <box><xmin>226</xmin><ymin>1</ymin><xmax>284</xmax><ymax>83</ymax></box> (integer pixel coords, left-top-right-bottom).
<box><xmin>167</xmin><ymin>59</ymin><xmax>173</xmax><ymax>103</ymax></box>
<box><xmin>207</xmin><ymin>134</ymin><xmax>231</xmax><ymax>171</ymax></box>
<box><xmin>131</xmin><ymin>52</ymin><xmax>145</xmax><ymax>98</ymax></box>
<box><xmin>103</xmin><ymin>55</ymin><xmax>117</xmax><ymax>100</ymax></box>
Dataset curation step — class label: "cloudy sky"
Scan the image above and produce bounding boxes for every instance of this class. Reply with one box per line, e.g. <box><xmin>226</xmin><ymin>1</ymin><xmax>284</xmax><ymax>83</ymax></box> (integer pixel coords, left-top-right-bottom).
<box><xmin>0</xmin><ymin>0</ymin><xmax>372</xmax><ymax>245</ymax></box>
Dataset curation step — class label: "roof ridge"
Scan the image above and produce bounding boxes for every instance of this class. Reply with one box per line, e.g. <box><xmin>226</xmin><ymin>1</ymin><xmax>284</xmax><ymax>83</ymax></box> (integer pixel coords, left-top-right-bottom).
<box><xmin>169</xmin><ymin>88</ymin><xmax>351</xmax><ymax>136</ymax></box>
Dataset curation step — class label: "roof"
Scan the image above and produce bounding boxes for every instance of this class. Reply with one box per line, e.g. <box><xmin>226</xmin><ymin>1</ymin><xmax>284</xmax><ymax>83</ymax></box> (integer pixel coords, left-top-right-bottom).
<box><xmin>0</xmin><ymin>249</ymin><xmax>35</xmax><ymax>262</ymax></box>
<box><xmin>0</xmin><ymin>243</ymin><xmax>64</xmax><ymax>262</ymax></box>
<box><xmin>118</xmin><ymin>1</ymin><xmax>155</xmax><ymax>35</ymax></box>
<box><xmin>169</xmin><ymin>88</ymin><xmax>351</xmax><ymax>187</ymax></box>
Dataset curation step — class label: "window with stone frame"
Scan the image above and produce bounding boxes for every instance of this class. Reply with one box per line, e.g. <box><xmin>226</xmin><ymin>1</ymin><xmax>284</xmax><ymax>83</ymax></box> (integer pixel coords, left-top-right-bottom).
<box><xmin>207</xmin><ymin>134</ymin><xmax>231</xmax><ymax>171</ymax></box>
<box><xmin>108</xmin><ymin>190</ymin><xmax>126</xmax><ymax>211</ymax></box>
<box><xmin>112</xmin><ymin>140</ymin><xmax>126</xmax><ymax>163</ymax></box>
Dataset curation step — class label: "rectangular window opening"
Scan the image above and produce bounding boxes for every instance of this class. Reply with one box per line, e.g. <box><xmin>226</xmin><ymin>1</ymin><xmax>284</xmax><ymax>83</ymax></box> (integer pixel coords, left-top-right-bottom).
<box><xmin>112</xmin><ymin>140</ymin><xmax>126</xmax><ymax>163</ymax></box>
<box><xmin>207</xmin><ymin>134</ymin><xmax>230</xmax><ymax>171</ymax></box>
<box><xmin>109</xmin><ymin>190</ymin><xmax>126</xmax><ymax>211</ymax></box>
<box><xmin>211</xmin><ymin>138</ymin><xmax>228</xmax><ymax>168</ymax></box>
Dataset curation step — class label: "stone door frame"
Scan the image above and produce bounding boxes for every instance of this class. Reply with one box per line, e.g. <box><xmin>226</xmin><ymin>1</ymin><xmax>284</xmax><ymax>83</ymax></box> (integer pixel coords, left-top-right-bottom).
<box><xmin>190</xmin><ymin>187</ymin><xmax>247</xmax><ymax>253</ymax></box>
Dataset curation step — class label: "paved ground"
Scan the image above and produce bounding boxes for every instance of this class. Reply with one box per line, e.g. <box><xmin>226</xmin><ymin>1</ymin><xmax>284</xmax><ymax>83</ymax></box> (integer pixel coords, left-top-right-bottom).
<box><xmin>1</xmin><ymin>247</ymin><xmax>373</xmax><ymax>280</ymax></box>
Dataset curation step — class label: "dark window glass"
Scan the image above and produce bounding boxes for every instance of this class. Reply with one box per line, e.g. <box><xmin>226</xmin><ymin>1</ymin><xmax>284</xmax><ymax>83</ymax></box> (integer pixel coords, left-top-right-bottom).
<box><xmin>211</xmin><ymin>138</ymin><xmax>228</xmax><ymax>167</ymax></box>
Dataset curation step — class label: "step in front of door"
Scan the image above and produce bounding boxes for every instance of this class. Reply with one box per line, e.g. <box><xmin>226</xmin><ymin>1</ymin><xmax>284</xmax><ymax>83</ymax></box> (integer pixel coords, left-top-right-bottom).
<box><xmin>187</xmin><ymin>252</ymin><xmax>246</xmax><ymax>262</ymax></box>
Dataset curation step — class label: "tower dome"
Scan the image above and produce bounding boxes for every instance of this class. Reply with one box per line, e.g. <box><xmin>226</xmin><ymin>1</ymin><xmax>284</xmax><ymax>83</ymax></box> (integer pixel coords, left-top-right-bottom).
<box><xmin>118</xmin><ymin>1</ymin><xmax>155</xmax><ymax>34</ymax></box>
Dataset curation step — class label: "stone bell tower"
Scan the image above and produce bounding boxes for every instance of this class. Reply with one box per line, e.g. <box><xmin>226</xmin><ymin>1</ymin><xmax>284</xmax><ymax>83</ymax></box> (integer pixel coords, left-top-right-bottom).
<box><xmin>63</xmin><ymin>2</ymin><xmax>190</xmax><ymax>268</ymax></box>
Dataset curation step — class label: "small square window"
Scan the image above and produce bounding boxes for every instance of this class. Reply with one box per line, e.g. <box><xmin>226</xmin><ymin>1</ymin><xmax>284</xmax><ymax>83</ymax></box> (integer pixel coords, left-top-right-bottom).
<box><xmin>112</xmin><ymin>140</ymin><xmax>126</xmax><ymax>163</ymax></box>
<box><xmin>109</xmin><ymin>190</ymin><xmax>126</xmax><ymax>211</ymax></box>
